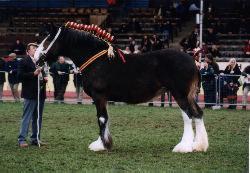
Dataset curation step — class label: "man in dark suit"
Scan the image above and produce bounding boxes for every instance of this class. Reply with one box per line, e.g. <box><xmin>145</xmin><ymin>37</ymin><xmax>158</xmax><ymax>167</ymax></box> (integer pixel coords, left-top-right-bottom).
<box><xmin>0</xmin><ymin>57</ymin><xmax>5</xmax><ymax>101</ymax></box>
<box><xmin>17</xmin><ymin>43</ymin><xmax>47</xmax><ymax>147</ymax></box>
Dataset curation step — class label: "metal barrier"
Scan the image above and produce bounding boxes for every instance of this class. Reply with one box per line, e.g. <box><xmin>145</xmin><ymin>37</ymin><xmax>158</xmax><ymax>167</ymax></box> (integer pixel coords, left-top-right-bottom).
<box><xmin>0</xmin><ymin>70</ymin><xmax>249</xmax><ymax>109</ymax></box>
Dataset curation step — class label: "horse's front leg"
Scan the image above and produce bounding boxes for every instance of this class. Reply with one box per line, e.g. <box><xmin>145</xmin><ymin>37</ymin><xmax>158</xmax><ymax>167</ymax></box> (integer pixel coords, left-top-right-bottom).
<box><xmin>89</xmin><ymin>98</ymin><xmax>113</xmax><ymax>151</ymax></box>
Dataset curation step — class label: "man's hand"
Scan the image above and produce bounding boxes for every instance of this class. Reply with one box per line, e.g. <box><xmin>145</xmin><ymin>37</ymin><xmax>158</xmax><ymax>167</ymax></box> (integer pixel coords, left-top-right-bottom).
<box><xmin>57</xmin><ymin>71</ymin><xmax>65</xmax><ymax>75</ymax></box>
<box><xmin>34</xmin><ymin>67</ymin><xmax>41</xmax><ymax>76</ymax></box>
<box><xmin>43</xmin><ymin>77</ymin><xmax>48</xmax><ymax>82</ymax></box>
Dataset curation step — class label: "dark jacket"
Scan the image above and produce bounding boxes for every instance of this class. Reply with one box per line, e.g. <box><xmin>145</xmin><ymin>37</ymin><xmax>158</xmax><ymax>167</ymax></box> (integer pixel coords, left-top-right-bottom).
<box><xmin>5</xmin><ymin>59</ymin><xmax>19</xmax><ymax>84</ymax></box>
<box><xmin>50</xmin><ymin>62</ymin><xmax>72</xmax><ymax>83</ymax></box>
<box><xmin>0</xmin><ymin>58</ymin><xmax>5</xmax><ymax>84</ymax></box>
<box><xmin>17</xmin><ymin>56</ymin><xmax>46</xmax><ymax>100</ymax></box>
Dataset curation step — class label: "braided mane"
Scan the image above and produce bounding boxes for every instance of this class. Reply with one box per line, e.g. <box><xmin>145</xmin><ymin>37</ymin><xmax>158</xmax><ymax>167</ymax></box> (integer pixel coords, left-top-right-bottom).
<box><xmin>65</xmin><ymin>21</ymin><xmax>114</xmax><ymax>44</ymax></box>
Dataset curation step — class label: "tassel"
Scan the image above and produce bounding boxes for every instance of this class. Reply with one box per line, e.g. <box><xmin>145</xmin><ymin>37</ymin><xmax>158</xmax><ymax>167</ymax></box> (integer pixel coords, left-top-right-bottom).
<box><xmin>107</xmin><ymin>44</ymin><xmax>115</xmax><ymax>58</ymax></box>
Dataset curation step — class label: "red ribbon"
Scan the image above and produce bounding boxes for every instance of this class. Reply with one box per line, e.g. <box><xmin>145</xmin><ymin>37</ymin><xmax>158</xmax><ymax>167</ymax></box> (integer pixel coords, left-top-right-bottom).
<box><xmin>117</xmin><ymin>48</ymin><xmax>126</xmax><ymax>63</ymax></box>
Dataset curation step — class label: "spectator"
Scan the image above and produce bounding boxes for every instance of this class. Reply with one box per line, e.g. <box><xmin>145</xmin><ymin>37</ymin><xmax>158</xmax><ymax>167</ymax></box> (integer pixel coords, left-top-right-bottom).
<box><xmin>5</xmin><ymin>53</ymin><xmax>20</xmax><ymax>101</ymax></box>
<box><xmin>241</xmin><ymin>65</ymin><xmax>250</xmax><ymax>110</ymax></box>
<box><xmin>200</xmin><ymin>61</ymin><xmax>216</xmax><ymax>108</ymax></box>
<box><xmin>133</xmin><ymin>45</ymin><xmax>141</xmax><ymax>54</ymax></box>
<box><xmin>224</xmin><ymin>58</ymin><xmax>241</xmax><ymax>109</ymax></box>
<box><xmin>141</xmin><ymin>35</ymin><xmax>152</xmax><ymax>53</ymax></box>
<box><xmin>243</xmin><ymin>40</ymin><xmax>250</xmax><ymax>56</ymax></box>
<box><xmin>205</xmin><ymin>54</ymin><xmax>220</xmax><ymax>75</ymax></box>
<box><xmin>128</xmin><ymin>37</ymin><xmax>136</xmax><ymax>53</ymax></box>
<box><xmin>162</xmin><ymin>20</ymin><xmax>173</xmax><ymax>43</ymax></box>
<box><xmin>205</xmin><ymin>28</ymin><xmax>217</xmax><ymax>45</ymax></box>
<box><xmin>209</xmin><ymin>44</ymin><xmax>221</xmax><ymax>58</ymax></box>
<box><xmin>17</xmin><ymin>43</ymin><xmax>47</xmax><ymax>147</ymax></box>
<box><xmin>180</xmin><ymin>37</ymin><xmax>190</xmax><ymax>52</ymax></box>
<box><xmin>11</xmin><ymin>39</ymin><xmax>25</xmax><ymax>55</ymax></box>
<box><xmin>151</xmin><ymin>34</ymin><xmax>164</xmax><ymax>51</ymax></box>
<box><xmin>0</xmin><ymin>57</ymin><xmax>5</xmax><ymax>101</ymax></box>
<box><xmin>123</xmin><ymin>46</ymin><xmax>131</xmax><ymax>54</ymax></box>
<box><xmin>188</xmin><ymin>28</ymin><xmax>199</xmax><ymax>49</ymax></box>
<box><xmin>50</xmin><ymin>56</ymin><xmax>73</xmax><ymax>103</ymax></box>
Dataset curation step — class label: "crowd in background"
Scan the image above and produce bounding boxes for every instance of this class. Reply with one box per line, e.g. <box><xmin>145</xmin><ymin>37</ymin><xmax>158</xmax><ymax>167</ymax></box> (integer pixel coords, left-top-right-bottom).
<box><xmin>0</xmin><ymin>39</ymin><xmax>249</xmax><ymax>109</ymax></box>
<box><xmin>0</xmin><ymin>50</ymin><xmax>84</xmax><ymax>104</ymax></box>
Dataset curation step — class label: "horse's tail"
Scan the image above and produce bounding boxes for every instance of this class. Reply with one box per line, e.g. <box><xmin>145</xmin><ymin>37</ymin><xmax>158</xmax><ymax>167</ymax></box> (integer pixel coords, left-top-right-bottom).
<box><xmin>187</xmin><ymin>69</ymin><xmax>203</xmax><ymax>117</ymax></box>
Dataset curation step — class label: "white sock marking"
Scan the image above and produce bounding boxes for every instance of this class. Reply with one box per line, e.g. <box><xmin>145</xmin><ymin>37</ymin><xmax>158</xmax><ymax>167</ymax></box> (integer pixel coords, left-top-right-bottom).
<box><xmin>193</xmin><ymin>118</ymin><xmax>209</xmax><ymax>152</ymax></box>
<box><xmin>99</xmin><ymin>117</ymin><xmax>105</xmax><ymax>124</ymax></box>
<box><xmin>88</xmin><ymin>136</ymin><xmax>106</xmax><ymax>151</ymax></box>
<box><xmin>173</xmin><ymin>110</ymin><xmax>194</xmax><ymax>153</ymax></box>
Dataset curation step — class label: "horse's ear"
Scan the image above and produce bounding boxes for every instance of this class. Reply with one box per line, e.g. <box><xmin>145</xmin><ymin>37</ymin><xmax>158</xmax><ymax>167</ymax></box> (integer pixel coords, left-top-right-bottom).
<box><xmin>39</xmin><ymin>22</ymin><xmax>57</xmax><ymax>37</ymax></box>
<box><xmin>48</xmin><ymin>23</ymin><xmax>58</xmax><ymax>39</ymax></box>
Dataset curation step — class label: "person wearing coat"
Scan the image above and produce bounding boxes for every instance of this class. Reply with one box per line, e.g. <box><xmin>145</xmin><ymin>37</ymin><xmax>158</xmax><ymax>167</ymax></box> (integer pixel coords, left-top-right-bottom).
<box><xmin>0</xmin><ymin>57</ymin><xmax>6</xmax><ymax>101</ymax></box>
<box><xmin>5</xmin><ymin>53</ymin><xmax>20</xmax><ymax>101</ymax></box>
<box><xmin>224</xmin><ymin>58</ymin><xmax>241</xmax><ymax>109</ymax></box>
<box><xmin>50</xmin><ymin>56</ymin><xmax>73</xmax><ymax>103</ymax></box>
<box><xmin>200</xmin><ymin>61</ymin><xmax>216</xmax><ymax>108</ymax></box>
<box><xmin>17</xmin><ymin>43</ymin><xmax>47</xmax><ymax>147</ymax></box>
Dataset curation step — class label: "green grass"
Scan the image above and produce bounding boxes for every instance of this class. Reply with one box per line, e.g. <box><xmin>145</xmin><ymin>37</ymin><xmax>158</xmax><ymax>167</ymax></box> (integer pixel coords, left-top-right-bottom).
<box><xmin>0</xmin><ymin>102</ymin><xmax>249</xmax><ymax>173</ymax></box>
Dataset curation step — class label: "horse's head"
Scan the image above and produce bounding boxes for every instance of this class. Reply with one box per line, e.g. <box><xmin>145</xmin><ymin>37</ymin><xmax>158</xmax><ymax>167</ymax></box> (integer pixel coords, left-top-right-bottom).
<box><xmin>35</xmin><ymin>25</ymin><xmax>62</xmax><ymax>67</ymax></box>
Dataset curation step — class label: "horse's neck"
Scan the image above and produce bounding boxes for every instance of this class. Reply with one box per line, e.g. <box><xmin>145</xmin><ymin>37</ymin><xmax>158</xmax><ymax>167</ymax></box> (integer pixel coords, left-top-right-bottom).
<box><xmin>62</xmin><ymin>45</ymin><xmax>108</xmax><ymax>68</ymax></box>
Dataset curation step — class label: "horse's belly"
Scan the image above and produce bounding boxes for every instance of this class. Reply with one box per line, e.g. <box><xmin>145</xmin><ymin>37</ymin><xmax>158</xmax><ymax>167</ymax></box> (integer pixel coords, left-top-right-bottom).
<box><xmin>107</xmin><ymin>80</ymin><xmax>163</xmax><ymax>104</ymax></box>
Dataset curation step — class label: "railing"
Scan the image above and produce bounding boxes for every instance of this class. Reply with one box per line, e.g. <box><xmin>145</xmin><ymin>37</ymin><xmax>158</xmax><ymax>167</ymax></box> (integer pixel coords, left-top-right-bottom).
<box><xmin>0</xmin><ymin>71</ymin><xmax>249</xmax><ymax>109</ymax></box>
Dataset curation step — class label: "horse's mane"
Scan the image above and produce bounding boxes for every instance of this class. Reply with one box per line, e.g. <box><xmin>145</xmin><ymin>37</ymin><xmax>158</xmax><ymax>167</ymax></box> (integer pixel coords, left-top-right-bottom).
<box><xmin>64</xmin><ymin>21</ymin><xmax>114</xmax><ymax>45</ymax></box>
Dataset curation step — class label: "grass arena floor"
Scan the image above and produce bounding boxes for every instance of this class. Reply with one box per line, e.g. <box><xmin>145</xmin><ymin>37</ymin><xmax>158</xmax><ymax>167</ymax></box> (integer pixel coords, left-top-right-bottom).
<box><xmin>0</xmin><ymin>102</ymin><xmax>249</xmax><ymax>173</ymax></box>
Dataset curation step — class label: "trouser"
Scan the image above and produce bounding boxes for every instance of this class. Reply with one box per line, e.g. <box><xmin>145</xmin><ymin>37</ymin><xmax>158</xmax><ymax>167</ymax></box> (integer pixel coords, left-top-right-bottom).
<box><xmin>9</xmin><ymin>83</ymin><xmax>20</xmax><ymax>101</ymax></box>
<box><xmin>160</xmin><ymin>91</ymin><xmax>172</xmax><ymax>107</ymax></box>
<box><xmin>18</xmin><ymin>99</ymin><xmax>45</xmax><ymax>142</ymax></box>
<box><xmin>76</xmin><ymin>86</ymin><xmax>83</xmax><ymax>102</ymax></box>
<box><xmin>242</xmin><ymin>86</ymin><xmax>250</xmax><ymax>106</ymax></box>
<box><xmin>55</xmin><ymin>82</ymin><xmax>68</xmax><ymax>101</ymax></box>
<box><xmin>0</xmin><ymin>84</ymin><xmax>3</xmax><ymax>100</ymax></box>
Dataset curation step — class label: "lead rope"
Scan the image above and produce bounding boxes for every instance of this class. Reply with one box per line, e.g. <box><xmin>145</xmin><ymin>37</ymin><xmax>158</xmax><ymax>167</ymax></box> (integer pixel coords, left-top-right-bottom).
<box><xmin>36</xmin><ymin>69</ymin><xmax>42</xmax><ymax>148</ymax></box>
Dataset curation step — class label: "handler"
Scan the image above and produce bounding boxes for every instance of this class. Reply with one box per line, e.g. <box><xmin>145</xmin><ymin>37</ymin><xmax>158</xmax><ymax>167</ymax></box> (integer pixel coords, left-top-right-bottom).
<box><xmin>17</xmin><ymin>43</ymin><xmax>47</xmax><ymax>147</ymax></box>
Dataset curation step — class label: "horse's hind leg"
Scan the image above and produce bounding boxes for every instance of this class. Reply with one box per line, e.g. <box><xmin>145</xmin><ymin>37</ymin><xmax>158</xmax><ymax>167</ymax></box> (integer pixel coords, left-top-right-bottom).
<box><xmin>88</xmin><ymin>97</ymin><xmax>113</xmax><ymax>151</ymax></box>
<box><xmin>172</xmin><ymin>98</ymin><xmax>194</xmax><ymax>153</ymax></box>
<box><xmin>172</xmin><ymin>97</ymin><xmax>208</xmax><ymax>153</ymax></box>
<box><xmin>192</xmin><ymin>102</ymin><xmax>209</xmax><ymax>152</ymax></box>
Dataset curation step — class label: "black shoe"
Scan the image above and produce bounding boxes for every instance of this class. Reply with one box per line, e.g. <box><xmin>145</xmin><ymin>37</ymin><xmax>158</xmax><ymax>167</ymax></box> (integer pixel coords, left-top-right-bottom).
<box><xmin>148</xmin><ymin>103</ymin><xmax>154</xmax><ymax>107</ymax></box>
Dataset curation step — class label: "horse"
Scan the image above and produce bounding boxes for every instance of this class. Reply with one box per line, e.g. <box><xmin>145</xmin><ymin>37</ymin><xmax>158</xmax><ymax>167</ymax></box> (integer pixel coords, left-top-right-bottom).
<box><xmin>34</xmin><ymin>22</ymin><xmax>208</xmax><ymax>153</ymax></box>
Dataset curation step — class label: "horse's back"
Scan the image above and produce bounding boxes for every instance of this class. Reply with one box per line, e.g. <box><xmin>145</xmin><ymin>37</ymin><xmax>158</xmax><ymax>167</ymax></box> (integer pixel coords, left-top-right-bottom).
<box><xmin>84</xmin><ymin>49</ymin><xmax>197</xmax><ymax>103</ymax></box>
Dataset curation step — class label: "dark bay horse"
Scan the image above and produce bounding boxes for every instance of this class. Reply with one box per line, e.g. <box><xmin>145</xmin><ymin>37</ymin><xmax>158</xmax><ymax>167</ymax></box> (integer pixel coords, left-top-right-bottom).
<box><xmin>34</xmin><ymin>23</ymin><xmax>208</xmax><ymax>153</ymax></box>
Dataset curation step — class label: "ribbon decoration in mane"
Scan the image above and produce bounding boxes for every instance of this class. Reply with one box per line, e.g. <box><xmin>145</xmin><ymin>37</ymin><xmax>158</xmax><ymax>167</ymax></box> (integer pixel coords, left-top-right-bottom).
<box><xmin>35</xmin><ymin>21</ymin><xmax>125</xmax><ymax>72</ymax></box>
<box><xmin>65</xmin><ymin>21</ymin><xmax>127</xmax><ymax>71</ymax></box>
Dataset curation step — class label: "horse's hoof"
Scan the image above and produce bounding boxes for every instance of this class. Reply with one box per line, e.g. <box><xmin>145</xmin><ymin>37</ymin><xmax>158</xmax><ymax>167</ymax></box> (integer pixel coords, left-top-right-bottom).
<box><xmin>172</xmin><ymin>142</ymin><xmax>193</xmax><ymax>153</ymax></box>
<box><xmin>88</xmin><ymin>137</ymin><xmax>106</xmax><ymax>152</ymax></box>
<box><xmin>192</xmin><ymin>141</ymin><xmax>209</xmax><ymax>152</ymax></box>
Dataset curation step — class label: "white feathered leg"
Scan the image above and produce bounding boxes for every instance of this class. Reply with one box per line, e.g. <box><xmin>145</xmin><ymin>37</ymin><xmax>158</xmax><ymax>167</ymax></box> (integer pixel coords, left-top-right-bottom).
<box><xmin>173</xmin><ymin>110</ymin><xmax>194</xmax><ymax>153</ymax></box>
<box><xmin>192</xmin><ymin>118</ymin><xmax>209</xmax><ymax>152</ymax></box>
<box><xmin>88</xmin><ymin>136</ymin><xmax>106</xmax><ymax>151</ymax></box>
